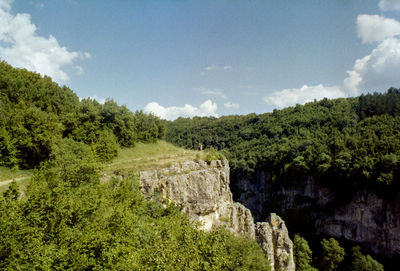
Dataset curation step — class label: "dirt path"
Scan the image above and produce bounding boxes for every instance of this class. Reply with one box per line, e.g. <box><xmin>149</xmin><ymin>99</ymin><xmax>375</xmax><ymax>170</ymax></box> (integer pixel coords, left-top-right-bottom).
<box><xmin>0</xmin><ymin>177</ymin><xmax>30</xmax><ymax>187</ymax></box>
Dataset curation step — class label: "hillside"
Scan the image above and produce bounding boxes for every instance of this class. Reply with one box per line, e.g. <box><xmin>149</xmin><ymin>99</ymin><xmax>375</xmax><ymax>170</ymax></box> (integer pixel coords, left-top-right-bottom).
<box><xmin>0</xmin><ymin>63</ymin><xmax>271</xmax><ymax>270</ymax></box>
<box><xmin>166</xmin><ymin>90</ymin><xmax>400</xmax><ymax>270</ymax></box>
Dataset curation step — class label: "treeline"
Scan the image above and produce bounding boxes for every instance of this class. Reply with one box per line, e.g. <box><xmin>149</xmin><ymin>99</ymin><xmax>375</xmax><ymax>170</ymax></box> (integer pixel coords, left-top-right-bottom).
<box><xmin>0</xmin><ymin>139</ymin><xmax>269</xmax><ymax>270</ymax></box>
<box><xmin>0</xmin><ymin>61</ymin><xmax>165</xmax><ymax>168</ymax></box>
<box><xmin>294</xmin><ymin>235</ymin><xmax>383</xmax><ymax>271</ymax></box>
<box><xmin>166</xmin><ymin>89</ymin><xmax>400</xmax><ymax>189</ymax></box>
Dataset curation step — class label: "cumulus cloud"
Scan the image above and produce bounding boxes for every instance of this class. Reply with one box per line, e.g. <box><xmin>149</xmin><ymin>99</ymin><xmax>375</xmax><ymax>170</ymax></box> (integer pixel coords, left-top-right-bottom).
<box><xmin>263</xmin><ymin>85</ymin><xmax>345</xmax><ymax>109</ymax></box>
<box><xmin>144</xmin><ymin>100</ymin><xmax>218</xmax><ymax>120</ymax></box>
<box><xmin>265</xmin><ymin>13</ymin><xmax>400</xmax><ymax>109</ymax></box>
<box><xmin>379</xmin><ymin>0</ymin><xmax>400</xmax><ymax>11</ymax></box>
<box><xmin>224</xmin><ymin>101</ymin><xmax>240</xmax><ymax>109</ymax></box>
<box><xmin>196</xmin><ymin>87</ymin><xmax>227</xmax><ymax>99</ymax></box>
<box><xmin>344</xmin><ymin>37</ymin><xmax>400</xmax><ymax>95</ymax></box>
<box><xmin>0</xmin><ymin>0</ymin><xmax>90</xmax><ymax>82</ymax></box>
<box><xmin>357</xmin><ymin>14</ymin><xmax>400</xmax><ymax>43</ymax></box>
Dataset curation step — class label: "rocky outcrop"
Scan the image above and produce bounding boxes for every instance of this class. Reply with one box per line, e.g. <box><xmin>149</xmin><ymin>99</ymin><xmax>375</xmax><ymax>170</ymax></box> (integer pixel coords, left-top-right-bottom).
<box><xmin>236</xmin><ymin>171</ymin><xmax>400</xmax><ymax>258</ymax></box>
<box><xmin>140</xmin><ymin>159</ymin><xmax>254</xmax><ymax>237</ymax></box>
<box><xmin>320</xmin><ymin>190</ymin><xmax>400</xmax><ymax>257</ymax></box>
<box><xmin>139</xmin><ymin>160</ymin><xmax>295</xmax><ymax>271</ymax></box>
<box><xmin>256</xmin><ymin>214</ymin><xmax>295</xmax><ymax>271</ymax></box>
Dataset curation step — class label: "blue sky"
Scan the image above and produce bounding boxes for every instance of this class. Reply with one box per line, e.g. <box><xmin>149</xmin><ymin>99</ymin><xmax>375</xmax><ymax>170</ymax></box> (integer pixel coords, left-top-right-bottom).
<box><xmin>1</xmin><ymin>0</ymin><xmax>400</xmax><ymax>119</ymax></box>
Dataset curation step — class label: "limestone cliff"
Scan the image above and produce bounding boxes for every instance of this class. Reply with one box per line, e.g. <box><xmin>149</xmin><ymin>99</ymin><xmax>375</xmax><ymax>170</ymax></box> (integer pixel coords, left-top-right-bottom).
<box><xmin>139</xmin><ymin>160</ymin><xmax>295</xmax><ymax>271</ymax></box>
<box><xmin>236</xmin><ymin>171</ymin><xmax>400</xmax><ymax>258</ymax></box>
<box><xmin>256</xmin><ymin>214</ymin><xmax>295</xmax><ymax>271</ymax></box>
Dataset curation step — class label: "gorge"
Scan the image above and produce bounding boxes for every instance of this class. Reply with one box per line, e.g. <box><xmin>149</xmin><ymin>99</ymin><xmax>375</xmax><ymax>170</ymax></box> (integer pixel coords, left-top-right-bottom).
<box><xmin>140</xmin><ymin>159</ymin><xmax>295</xmax><ymax>271</ymax></box>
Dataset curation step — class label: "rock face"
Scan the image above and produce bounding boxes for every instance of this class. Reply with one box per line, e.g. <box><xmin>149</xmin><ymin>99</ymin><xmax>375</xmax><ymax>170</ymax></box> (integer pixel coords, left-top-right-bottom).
<box><xmin>139</xmin><ymin>160</ymin><xmax>295</xmax><ymax>271</ymax></box>
<box><xmin>255</xmin><ymin>214</ymin><xmax>295</xmax><ymax>271</ymax></box>
<box><xmin>236</xmin><ymin>171</ymin><xmax>400</xmax><ymax>258</ymax></box>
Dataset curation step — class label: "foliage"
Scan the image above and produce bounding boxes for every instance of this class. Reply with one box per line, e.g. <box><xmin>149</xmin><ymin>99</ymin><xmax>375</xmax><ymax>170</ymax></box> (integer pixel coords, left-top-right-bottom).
<box><xmin>293</xmin><ymin>234</ymin><xmax>318</xmax><ymax>271</ymax></box>
<box><xmin>350</xmin><ymin>246</ymin><xmax>384</xmax><ymax>271</ymax></box>
<box><xmin>166</xmin><ymin>89</ymin><xmax>400</xmax><ymax>191</ymax></box>
<box><xmin>0</xmin><ymin>145</ymin><xmax>270</xmax><ymax>270</ymax></box>
<box><xmin>318</xmin><ymin>238</ymin><xmax>345</xmax><ymax>271</ymax></box>
<box><xmin>91</xmin><ymin>129</ymin><xmax>119</xmax><ymax>162</ymax></box>
<box><xmin>0</xmin><ymin>61</ymin><xmax>166</xmax><ymax>168</ymax></box>
<box><xmin>204</xmin><ymin>148</ymin><xmax>226</xmax><ymax>164</ymax></box>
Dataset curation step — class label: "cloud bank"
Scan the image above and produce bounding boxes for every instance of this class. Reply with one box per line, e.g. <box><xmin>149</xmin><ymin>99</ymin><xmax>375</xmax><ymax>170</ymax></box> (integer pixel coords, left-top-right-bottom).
<box><xmin>264</xmin><ymin>85</ymin><xmax>345</xmax><ymax>109</ymax></box>
<box><xmin>379</xmin><ymin>0</ymin><xmax>400</xmax><ymax>11</ymax></box>
<box><xmin>264</xmin><ymin>13</ymin><xmax>400</xmax><ymax>109</ymax></box>
<box><xmin>144</xmin><ymin>100</ymin><xmax>218</xmax><ymax>121</ymax></box>
<box><xmin>0</xmin><ymin>0</ymin><xmax>89</xmax><ymax>82</ymax></box>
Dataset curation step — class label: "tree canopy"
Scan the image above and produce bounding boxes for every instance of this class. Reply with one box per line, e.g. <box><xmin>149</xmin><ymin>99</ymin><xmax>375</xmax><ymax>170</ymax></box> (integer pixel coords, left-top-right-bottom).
<box><xmin>0</xmin><ymin>61</ymin><xmax>165</xmax><ymax>168</ymax></box>
<box><xmin>167</xmin><ymin>89</ymin><xmax>400</xmax><ymax>192</ymax></box>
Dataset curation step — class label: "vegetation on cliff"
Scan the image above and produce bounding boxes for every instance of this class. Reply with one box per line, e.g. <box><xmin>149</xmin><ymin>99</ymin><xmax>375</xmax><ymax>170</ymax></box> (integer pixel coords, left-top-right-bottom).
<box><xmin>0</xmin><ymin>61</ymin><xmax>165</xmax><ymax>169</ymax></box>
<box><xmin>0</xmin><ymin>62</ymin><xmax>269</xmax><ymax>270</ymax></box>
<box><xmin>294</xmin><ymin>235</ymin><xmax>383</xmax><ymax>271</ymax></box>
<box><xmin>166</xmin><ymin>89</ymin><xmax>400</xmax><ymax>191</ymax></box>
<box><xmin>0</xmin><ymin>140</ymin><xmax>269</xmax><ymax>270</ymax></box>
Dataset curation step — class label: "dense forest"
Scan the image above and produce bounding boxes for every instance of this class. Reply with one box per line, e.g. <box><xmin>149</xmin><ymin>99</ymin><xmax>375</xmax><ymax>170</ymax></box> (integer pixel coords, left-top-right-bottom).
<box><xmin>0</xmin><ymin>62</ymin><xmax>391</xmax><ymax>270</ymax></box>
<box><xmin>0</xmin><ymin>62</ymin><xmax>270</xmax><ymax>270</ymax></box>
<box><xmin>0</xmin><ymin>139</ymin><xmax>269</xmax><ymax>270</ymax></box>
<box><xmin>0</xmin><ymin>61</ymin><xmax>165</xmax><ymax>169</ymax></box>
<box><xmin>167</xmin><ymin>89</ymin><xmax>400</xmax><ymax>192</ymax></box>
<box><xmin>166</xmin><ymin>89</ymin><xmax>400</xmax><ymax>270</ymax></box>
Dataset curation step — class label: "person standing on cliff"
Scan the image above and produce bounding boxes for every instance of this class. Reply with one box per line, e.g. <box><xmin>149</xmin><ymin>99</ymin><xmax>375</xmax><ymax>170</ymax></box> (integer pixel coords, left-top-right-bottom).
<box><xmin>198</xmin><ymin>143</ymin><xmax>203</xmax><ymax>151</ymax></box>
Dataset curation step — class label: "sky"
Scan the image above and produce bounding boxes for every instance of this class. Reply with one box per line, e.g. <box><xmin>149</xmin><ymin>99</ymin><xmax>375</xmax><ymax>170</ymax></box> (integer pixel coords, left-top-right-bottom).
<box><xmin>1</xmin><ymin>0</ymin><xmax>400</xmax><ymax>120</ymax></box>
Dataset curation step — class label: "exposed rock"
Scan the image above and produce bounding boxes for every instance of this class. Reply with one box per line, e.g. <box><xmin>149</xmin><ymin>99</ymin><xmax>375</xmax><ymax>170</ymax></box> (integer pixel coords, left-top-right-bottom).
<box><xmin>140</xmin><ymin>159</ymin><xmax>254</xmax><ymax>237</ymax></box>
<box><xmin>255</xmin><ymin>214</ymin><xmax>295</xmax><ymax>271</ymax></box>
<box><xmin>139</xmin><ymin>160</ymin><xmax>295</xmax><ymax>271</ymax></box>
<box><xmin>236</xmin><ymin>170</ymin><xmax>400</xmax><ymax>258</ymax></box>
<box><xmin>319</xmin><ymin>190</ymin><xmax>400</xmax><ymax>257</ymax></box>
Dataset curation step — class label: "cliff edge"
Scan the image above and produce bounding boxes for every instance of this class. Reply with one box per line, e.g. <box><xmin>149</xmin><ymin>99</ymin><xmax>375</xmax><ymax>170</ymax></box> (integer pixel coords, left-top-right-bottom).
<box><xmin>139</xmin><ymin>159</ymin><xmax>295</xmax><ymax>271</ymax></box>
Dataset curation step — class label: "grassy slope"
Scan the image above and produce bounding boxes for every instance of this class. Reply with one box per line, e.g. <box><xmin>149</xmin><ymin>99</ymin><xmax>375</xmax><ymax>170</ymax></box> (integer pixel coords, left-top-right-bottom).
<box><xmin>103</xmin><ymin>140</ymin><xmax>205</xmax><ymax>175</ymax></box>
<box><xmin>1</xmin><ymin>140</ymin><xmax>214</xmax><ymax>191</ymax></box>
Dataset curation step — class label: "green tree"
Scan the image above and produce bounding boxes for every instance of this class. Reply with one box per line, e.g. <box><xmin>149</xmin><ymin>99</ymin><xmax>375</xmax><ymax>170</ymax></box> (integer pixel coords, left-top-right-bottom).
<box><xmin>350</xmin><ymin>246</ymin><xmax>384</xmax><ymax>271</ymax></box>
<box><xmin>91</xmin><ymin>129</ymin><xmax>119</xmax><ymax>162</ymax></box>
<box><xmin>293</xmin><ymin>234</ymin><xmax>318</xmax><ymax>271</ymax></box>
<box><xmin>318</xmin><ymin>238</ymin><xmax>345</xmax><ymax>271</ymax></box>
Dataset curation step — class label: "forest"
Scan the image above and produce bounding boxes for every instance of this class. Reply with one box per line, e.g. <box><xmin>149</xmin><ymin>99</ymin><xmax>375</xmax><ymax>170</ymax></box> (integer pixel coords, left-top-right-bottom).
<box><xmin>166</xmin><ymin>89</ymin><xmax>400</xmax><ymax>270</ymax></box>
<box><xmin>0</xmin><ymin>62</ymin><xmax>270</xmax><ymax>270</ymax></box>
<box><xmin>0</xmin><ymin>61</ymin><xmax>390</xmax><ymax>270</ymax></box>
<box><xmin>0</xmin><ymin>61</ymin><xmax>165</xmax><ymax>169</ymax></box>
<box><xmin>167</xmin><ymin>89</ymin><xmax>400</xmax><ymax>192</ymax></box>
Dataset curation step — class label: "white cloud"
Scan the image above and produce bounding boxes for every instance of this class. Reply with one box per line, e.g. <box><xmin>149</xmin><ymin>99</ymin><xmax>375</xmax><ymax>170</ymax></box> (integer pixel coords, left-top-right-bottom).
<box><xmin>204</xmin><ymin>65</ymin><xmax>217</xmax><ymax>71</ymax></box>
<box><xmin>379</xmin><ymin>0</ymin><xmax>400</xmax><ymax>11</ymax></box>
<box><xmin>144</xmin><ymin>100</ymin><xmax>218</xmax><ymax>120</ymax></box>
<box><xmin>203</xmin><ymin>65</ymin><xmax>233</xmax><ymax>73</ymax></box>
<box><xmin>344</xmin><ymin>37</ymin><xmax>400</xmax><ymax>95</ymax></box>
<box><xmin>224</xmin><ymin>101</ymin><xmax>240</xmax><ymax>109</ymax></box>
<box><xmin>196</xmin><ymin>87</ymin><xmax>227</xmax><ymax>99</ymax></box>
<box><xmin>0</xmin><ymin>0</ymin><xmax>89</xmax><ymax>82</ymax></box>
<box><xmin>357</xmin><ymin>14</ymin><xmax>400</xmax><ymax>43</ymax></box>
<box><xmin>0</xmin><ymin>0</ymin><xmax>11</xmax><ymax>11</ymax></box>
<box><xmin>264</xmin><ymin>14</ymin><xmax>400</xmax><ymax>109</ymax></box>
<box><xmin>263</xmin><ymin>84</ymin><xmax>346</xmax><ymax>109</ymax></box>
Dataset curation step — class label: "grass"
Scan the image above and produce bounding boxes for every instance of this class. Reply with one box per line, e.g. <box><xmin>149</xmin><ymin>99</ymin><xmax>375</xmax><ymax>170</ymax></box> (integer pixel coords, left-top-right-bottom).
<box><xmin>0</xmin><ymin>167</ymin><xmax>32</xmax><ymax>193</ymax></box>
<box><xmin>0</xmin><ymin>167</ymin><xmax>32</xmax><ymax>182</ymax></box>
<box><xmin>103</xmin><ymin>140</ymin><xmax>202</xmax><ymax>175</ymax></box>
<box><xmin>0</xmin><ymin>140</ymin><xmax>225</xmax><ymax>190</ymax></box>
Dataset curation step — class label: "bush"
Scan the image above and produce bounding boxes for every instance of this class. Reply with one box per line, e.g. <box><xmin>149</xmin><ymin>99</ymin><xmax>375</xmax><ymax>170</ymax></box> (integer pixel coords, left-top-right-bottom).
<box><xmin>350</xmin><ymin>246</ymin><xmax>384</xmax><ymax>271</ymax></box>
<box><xmin>92</xmin><ymin>129</ymin><xmax>119</xmax><ymax>162</ymax></box>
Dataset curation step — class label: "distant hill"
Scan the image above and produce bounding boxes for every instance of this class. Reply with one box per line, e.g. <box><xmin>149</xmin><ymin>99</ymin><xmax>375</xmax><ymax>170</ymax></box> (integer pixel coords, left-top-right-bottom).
<box><xmin>167</xmin><ymin>89</ymin><xmax>400</xmax><ymax>191</ymax></box>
